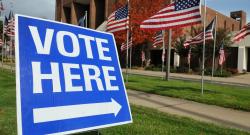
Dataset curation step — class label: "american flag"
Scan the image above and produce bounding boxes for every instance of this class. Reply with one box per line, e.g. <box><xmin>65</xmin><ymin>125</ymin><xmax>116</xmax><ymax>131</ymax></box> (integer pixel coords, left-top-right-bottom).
<box><xmin>3</xmin><ymin>16</ymin><xmax>8</xmax><ymax>34</ymax></box>
<box><xmin>0</xmin><ymin>39</ymin><xmax>3</xmax><ymax>47</ymax></box>
<box><xmin>184</xmin><ymin>18</ymin><xmax>215</xmax><ymax>47</ymax></box>
<box><xmin>0</xmin><ymin>2</ymin><xmax>4</xmax><ymax>11</ymax></box>
<box><xmin>7</xmin><ymin>11</ymin><xmax>15</xmax><ymax>37</ymax></box>
<box><xmin>107</xmin><ymin>4</ymin><xmax>129</xmax><ymax>33</ymax></box>
<box><xmin>219</xmin><ymin>43</ymin><xmax>225</xmax><ymax>66</ymax></box>
<box><xmin>121</xmin><ymin>37</ymin><xmax>133</xmax><ymax>52</ymax></box>
<box><xmin>140</xmin><ymin>0</ymin><xmax>201</xmax><ymax>30</ymax></box>
<box><xmin>153</xmin><ymin>31</ymin><xmax>163</xmax><ymax>47</ymax></box>
<box><xmin>233</xmin><ymin>22</ymin><xmax>250</xmax><ymax>43</ymax></box>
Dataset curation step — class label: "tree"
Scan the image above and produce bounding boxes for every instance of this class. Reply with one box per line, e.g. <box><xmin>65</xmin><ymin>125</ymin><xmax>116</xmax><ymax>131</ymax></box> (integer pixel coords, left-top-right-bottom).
<box><xmin>174</xmin><ymin>28</ymin><xmax>233</xmax><ymax>70</ymax></box>
<box><xmin>112</xmin><ymin>0</ymin><xmax>183</xmax><ymax>45</ymax></box>
<box><xmin>111</xmin><ymin>0</ymin><xmax>184</xmax><ymax>67</ymax></box>
<box><xmin>112</xmin><ymin>0</ymin><xmax>164</xmax><ymax>45</ymax></box>
<box><xmin>173</xmin><ymin>35</ymin><xmax>189</xmax><ymax>67</ymax></box>
<box><xmin>192</xmin><ymin>28</ymin><xmax>232</xmax><ymax>68</ymax></box>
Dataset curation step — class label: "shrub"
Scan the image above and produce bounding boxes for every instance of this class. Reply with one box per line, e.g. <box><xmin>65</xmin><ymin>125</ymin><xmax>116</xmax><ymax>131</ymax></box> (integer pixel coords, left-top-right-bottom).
<box><xmin>213</xmin><ymin>70</ymin><xmax>232</xmax><ymax>77</ymax></box>
<box><xmin>170</xmin><ymin>68</ymin><xmax>177</xmax><ymax>73</ymax></box>
<box><xmin>226</xmin><ymin>68</ymin><xmax>238</xmax><ymax>74</ymax></box>
<box><xmin>176</xmin><ymin>67</ymin><xmax>189</xmax><ymax>73</ymax></box>
<box><xmin>145</xmin><ymin>65</ymin><xmax>154</xmax><ymax>71</ymax></box>
<box><xmin>204</xmin><ymin>68</ymin><xmax>213</xmax><ymax>75</ymax></box>
<box><xmin>193</xmin><ymin>67</ymin><xmax>201</xmax><ymax>72</ymax></box>
<box><xmin>203</xmin><ymin>68</ymin><xmax>232</xmax><ymax>77</ymax></box>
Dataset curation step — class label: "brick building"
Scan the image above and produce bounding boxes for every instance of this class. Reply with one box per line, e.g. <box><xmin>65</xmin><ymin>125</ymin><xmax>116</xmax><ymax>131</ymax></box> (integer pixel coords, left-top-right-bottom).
<box><xmin>55</xmin><ymin>0</ymin><xmax>249</xmax><ymax>72</ymax></box>
<box><xmin>201</xmin><ymin>7</ymin><xmax>245</xmax><ymax>31</ymax></box>
<box><xmin>55</xmin><ymin>1</ymin><xmax>246</xmax><ymax>31</ymax></box>
<box><xmin>55</xmin><ymin>0</ymin><xmax>116</xmax><ymax>29</ymax></box>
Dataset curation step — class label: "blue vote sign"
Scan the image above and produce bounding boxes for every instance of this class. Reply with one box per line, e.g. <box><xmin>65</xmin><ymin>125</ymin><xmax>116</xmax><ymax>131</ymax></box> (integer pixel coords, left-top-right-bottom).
<box><xmin>15</xmin><ymin>15</ymin><xmax>132</xmax><ymax>135</ymax></box>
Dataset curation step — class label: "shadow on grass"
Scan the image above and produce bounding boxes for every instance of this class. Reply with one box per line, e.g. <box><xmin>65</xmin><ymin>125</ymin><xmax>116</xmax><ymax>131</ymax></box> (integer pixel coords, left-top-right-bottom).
<box><xmin>75</xmin><ymin>130</ymin><xmax>102</xmax><ymax>135</ymax></box>
<box><xmin>148</xmin><ymin>86</ymin><xmax>220</xmax><ymax>94</ymax></box>
<box><xmin>128</xmin><ymin>80</ymin><xmax>139</xmax><ymax>83</ymax></box>
<box><xmin>0</xmin><ymin>83</ymin><xmax>16</xmax><ymax>89</ymax></box>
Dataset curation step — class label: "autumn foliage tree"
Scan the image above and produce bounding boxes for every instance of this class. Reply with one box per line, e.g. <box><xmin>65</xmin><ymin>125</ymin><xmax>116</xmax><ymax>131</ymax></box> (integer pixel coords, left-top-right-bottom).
<box><xmin>111</xmin><ymin>0</ymin><xmax>183</xmax><ymax>47</ymax></box>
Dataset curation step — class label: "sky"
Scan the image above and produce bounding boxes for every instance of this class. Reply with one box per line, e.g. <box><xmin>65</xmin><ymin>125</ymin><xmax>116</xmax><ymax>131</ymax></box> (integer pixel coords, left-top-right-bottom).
<box><xmin>1</xmin><ymin>0</ymin><xmax>250</xmax><ymax>22</ymax></box>
<box><xmin>2</xmin><ymin>0</ymin><xmax>55</xmax><ymax>20</ymax></box>
<box><xmin>206</xmin><ymin>0</ymin><xmax>250</xmax><ymax>22</ymax></box>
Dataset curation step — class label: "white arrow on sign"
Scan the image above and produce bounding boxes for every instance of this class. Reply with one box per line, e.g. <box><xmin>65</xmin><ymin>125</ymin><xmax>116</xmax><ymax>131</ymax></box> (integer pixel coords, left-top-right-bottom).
<box><xmin>33</xmin><ymin>98</ymin><xmax>122</xmax><ymax>123</ymax></box>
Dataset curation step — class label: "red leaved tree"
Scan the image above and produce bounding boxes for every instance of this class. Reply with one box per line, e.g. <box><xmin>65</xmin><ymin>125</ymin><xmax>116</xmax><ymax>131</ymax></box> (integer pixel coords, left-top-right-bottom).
<box><xmin>110</xmin><ymin>0</ymin><xmax>184</xmax><ymax>67</ymax></box>
<box><xmin>112</xmin><ymin>0</ymin><xmax>183</xmax><ymax>47</ymax></box>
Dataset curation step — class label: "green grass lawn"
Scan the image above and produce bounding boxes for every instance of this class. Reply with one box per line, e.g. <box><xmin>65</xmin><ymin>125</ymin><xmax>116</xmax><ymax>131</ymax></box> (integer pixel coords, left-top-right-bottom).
<box><xmin>125</xmin><ymin>74</ymin><xmax>250</xmax><ymax>111</ymax></box>
<box><xmin>99</xmin><ymin>105</ymin><xmax>249</xmax><ymax>135</ymax></box>
<box><xmin>0</xmin><ymin>69</ymin><xmax>16</xmax><ymax>135</ymax></box>
<box><xmin>0</xmin><ymin>68</ymin><xmax>249</xmax><ymax>135</ymax></box>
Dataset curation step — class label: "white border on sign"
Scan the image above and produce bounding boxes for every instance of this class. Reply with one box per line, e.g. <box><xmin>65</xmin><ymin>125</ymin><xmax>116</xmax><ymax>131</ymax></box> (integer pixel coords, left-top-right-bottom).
<box><xmin>15</xmin><ymin>14</ymin><xmax>133</xmax><ymax>135</ymax></box>
<box><xmin>15</xmin><ymin>14</ymin><xmax>23</xmax><ymax>135</ymax></box>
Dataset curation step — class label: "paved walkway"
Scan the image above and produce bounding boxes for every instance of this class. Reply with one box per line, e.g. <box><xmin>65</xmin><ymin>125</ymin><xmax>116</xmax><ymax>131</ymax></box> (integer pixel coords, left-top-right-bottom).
<box><xmin>123</xmin><ymin>69</ymin><xmax>250</xmax><ymax>87</ymax></box>
<box><xmin>127</xmin><ymin>90</ymin><xmax>250</xmax><ymax>132</ymax></box>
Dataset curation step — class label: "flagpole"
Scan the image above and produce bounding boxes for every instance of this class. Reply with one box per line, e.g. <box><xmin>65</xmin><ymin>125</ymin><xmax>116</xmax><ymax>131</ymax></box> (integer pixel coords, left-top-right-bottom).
<box><xmin>221</xmin><ymin>64</ymin><xmax>223</xmax><ymax>75</ymax></box>
<box><xmin>85</xmin><ymin>11</ymin><xmax>88</xmax><ymax>28</ymax></box>
<box><xmin>129</xmin><ymin>40</ymin><xmax>132</xmax><ymax>70</ymax></box>
<box><xmin>10</xmin><ymin>37</ymin><xmax>12</xmax><ymax>71</ymax></box>
<box><xmin>162</xmin><ymin>30</ymin><xmax>165</xmax><ymax>74</ymax></box>
<box><xmin>129</xmin><ymin>27</ymin><xmax>132</xmax><ymax>70</ymax></box>
<box><xmin>201</xmin><ymin>0</ymin><xmax>207</xmax><ymax>95</ymax></box>
<box><xmin>211</xmin><ymin>14</ymin><xmax>217</xmax><ymax>80</ymax></box>
<box><xmin>125</xmin><ymin>0</ymin><xmax>130</xmax><ymax>83</ymax></box>
<box><xmin>166</xmin><ymin>0</ymin><xmax>172</xmax><ymax>81</ymax></box>
<box><xmin>188</xmin><ymin>48</ymin><xmax>191</xmax><ymax>72</ymax></box>
<box><xmin>220</xmin><ymin>39</ymin><xmax>225</xmax><ymax>75</ymax></box>
<box><xmin>1</xmin><ymin>15</ymin><xmax>4</xmax><ymax>64</ymax></box>
<box><xmin>1</xmin><ymin>39</ymin><xmax>3</xmax><ymax>64</ymax></box>
<box><xmin>0</xmin><ymin>10</ymin><xmax>4</xmax><ymax>65</ymax></box>
<box><xmin>2</xmin><ymin>39</ymin><xmax>5</xmax><ymax>65</ymax></box>
<box><xmin>60</xmin><ymin>0</ymin><xmax>63</xmax><ymax>22</ymax></box>
<box><xmin>4</xmin><ymin>38</ymin><xmax>6</xmax><ymax>63</ymax></box>
<box><xmin>125</xmin><ymin>23</ymin><xmax>129</xmax><ymax>83</ymax></box>
<box><xmin>166</xmin><ymin>29</ymin><xmax>171</xmax><ymax>81</ymax></box>
<box><xmin>9</xmin><ymin>38</ymin><xmax>11</xmax><ymax>62</ymax></box>
<box><xmin>141</xmin><ymin>50</ymin><xmax>143</xmax><ymax>67</ymax></box>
